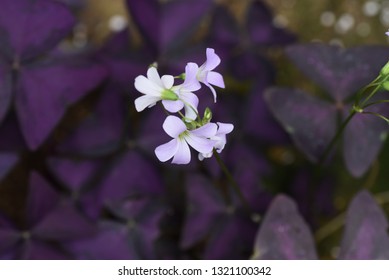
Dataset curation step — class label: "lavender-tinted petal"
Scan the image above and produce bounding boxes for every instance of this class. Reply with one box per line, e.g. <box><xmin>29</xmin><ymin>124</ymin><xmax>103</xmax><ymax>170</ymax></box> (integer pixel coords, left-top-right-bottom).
<box><xmin>162</xmin><ymin>115</ymin><xmax>186</xmax><ymax>138</ymax></box>
<box><xmin>162</xmin><ymin>100</ymin><xmax>184</xmax><ymax>113</ymax></box>
<box><xmin>182</xmin><ymin>63</ymin><xmax>201</xmax><ymax>91</ymax></box>
<box><xmin>172</xmin><ymin>138</ymin><xmax>191</xmax><ymax>164</ymax></box>
<box><xmin>207</xmin><ymin>71</ymin><xmax>224</xmax><ymax>88</ymax></box>
<box><xmin>265</xmin><ymin>88</ymin><xmax>337</xmax><ymax>162</ymax></box>
<box><xmin>155</xmin><ymin>139</ymin><xmax>179</xmax><ymax>163</ymax></box>
<box><xmin>286</xmin><ymin>44</ymin><xmax>389</xmax><ymax>101</ymax></box>
<box><xmin>0</xmin><ymin>0</ymin><xmax>75</xmax><ymax>60</ymax></box>
<box><xmin>134</xmin><ymin>75</ymin><xmax>162</xmax><ymax>97</ymax></box>
<box><xmin>339</xmin><ymin>191</ymin><xmax>389</xmax><ymax>260</ymax></box>
<box><xmin>192</xmin><ymin>122</ymin><xmax>217</xmax><ymax>137</ymax></box>
<box><xmin>246</xmin><ymin>0</ymin><xmax>295</xmax><ymax>46</ymax></box>
<box><xmin>185</xmin><ymin>133</ymin><xmax>215</xmax><ymax>154</ymax></box>
<box><xmin>252</xmin><ymin>195</ymin><xmax>317</xmax><ymax>259</ymax></box>
<box><xmin>202</xmin><ymin>48</ymin><xmax>221</xmax><ymax>71</ymax></box>
<box><xmin>16</xmin><ymin>57</ymin><xmax>106</xmax><ymax>150</ymax></box>
<box><xmin>217</xmin><ymin>122</ymin><xmax>234</xmax><ymax>135</ymax></box>
<box><xmin>26</xmin><ymin>172</ymin><xmax>60</xmax><ymax>227</ymax></box>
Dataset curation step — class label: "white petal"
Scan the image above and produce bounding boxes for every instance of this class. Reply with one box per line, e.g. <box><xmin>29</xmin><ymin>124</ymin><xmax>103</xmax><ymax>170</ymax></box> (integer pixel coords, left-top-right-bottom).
<box><xmin>134</xmin><ymin>75</ymin><xmax>162</xmax><ymax>96</ymax></box>
<box><xmin>155</xmin><ymin>139</ymin><xmax>179</xmax><ymax>162</ymax></box>
<box><xmin>207</xmin><ymin>71</ymin><xmax>225</xmax><ymax>88</ymax></box>
<box><xmin>162</xmin><ymin>100</ymin><xmax>184</xmax><ymax>113</ymax></box>
<box><xmin>172</xmin><ymin>139</ymin><xmax>191</xmax><ymax>164</ymax></box>
<box><xmin>161</xmin><ymin>75</ymin><xmax>175</xmax><ymax>89</ymax></box>
<box><xmin>162</xmin><ymin>115</ymin><xmax>187</xmax><ymax>138</ymax></box>
<box><xmin>206</xmin><ymin>84</ymin><xmax>217</xmax><ymax>102</ymax></box>
<box><xmin>134</xmin><ymin>95</ymin><xmax>161</xmax><ymax>112</ymax></box>
<box><xmin>191</xmin><ymin>122</ymin><xmax>217</xmax><ymax>138</ymax></box>
<box><xmin>216</xmin><ymin>122</ymin><xmax>234</xmax><ymax>135</ymax></box>
<box><xmin>147</xmin><ymin>67</ymin><xmax>163</xmax><ymax>87</ymax></box>
<box><xmin>185</xmin><ymin>133</ymin><xmax>215</xmax><ymax>154</ymax></box>
<box><xmin>180</xmin><ymin>91</ymin><xmax>199</xmax><ymax>120</ymax></box>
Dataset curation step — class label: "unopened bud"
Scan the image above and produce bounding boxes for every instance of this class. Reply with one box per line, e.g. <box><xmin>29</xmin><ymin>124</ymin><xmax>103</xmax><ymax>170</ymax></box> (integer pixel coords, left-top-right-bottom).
<box><xmin>381</xmin><ymin>61</ymin><xmax>389</xmax><ymax>76</ymax></box>
<box><xmin>203</xmin><ymin>107</ymin><xmax>212</xmax><ymax>124</ymax></box>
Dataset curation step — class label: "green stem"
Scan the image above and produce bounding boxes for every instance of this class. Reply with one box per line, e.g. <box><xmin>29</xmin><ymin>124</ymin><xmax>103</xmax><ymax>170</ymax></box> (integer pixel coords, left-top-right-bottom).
<box><xmin>213</xmin><ymin>150</ymin><xmax>255</xmax><ymax>215</ymax></box>
<box><xmin>362</xmin><ymin>111</ymin><xmax>389</xmax><ymax>124</ymax></box>
<box><xmin>362</xmin><ymin>99</ymin><xmax>389</xmax><ymax>109</ymax></box>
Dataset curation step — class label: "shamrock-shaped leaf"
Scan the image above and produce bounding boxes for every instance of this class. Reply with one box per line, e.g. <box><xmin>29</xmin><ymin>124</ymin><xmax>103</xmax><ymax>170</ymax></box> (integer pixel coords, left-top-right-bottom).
<box><xmin>252</xmin><ymin>195</ymin><xmax>317</xmax><ymax>259</ymax></box>
<box><xmin>339</xmin><ymin>191</ymin><xmax>389</xmax><ymax>259</ymax></box>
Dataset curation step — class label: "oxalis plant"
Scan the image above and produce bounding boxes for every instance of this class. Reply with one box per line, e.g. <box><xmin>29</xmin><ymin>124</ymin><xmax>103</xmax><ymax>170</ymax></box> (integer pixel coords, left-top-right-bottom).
<box><xmin>134</xmin><ymin>37</ymin><xmax>389</xmax><ymax>259</ymax></box>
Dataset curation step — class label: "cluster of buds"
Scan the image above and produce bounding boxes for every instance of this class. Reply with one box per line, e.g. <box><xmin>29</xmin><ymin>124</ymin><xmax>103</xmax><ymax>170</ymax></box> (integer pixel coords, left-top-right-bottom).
<box><xmin>134</xmin><ymin>48</ymin><xmax>233</xmax><ymax>164</ymax></box>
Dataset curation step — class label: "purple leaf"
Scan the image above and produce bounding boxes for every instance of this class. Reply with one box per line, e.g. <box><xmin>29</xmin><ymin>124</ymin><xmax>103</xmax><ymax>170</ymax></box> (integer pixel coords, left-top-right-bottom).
<box><xmin>0</xmin><ymin>152</ymin><xmax>18</xmax><ymax>181</ymax></box>
<box><xmin>339</xmin><ymin>191</ymin><xmax>389</xmax><ymax>259</ymax></box>
<box><xmin>47</xmin><ymin>157</ymin><xmax>103</xmax><ymax>192</ymax></box>
<box><xmin>207</xmin><ymin>6</ymin><xmax>240</xmax><ymax>58</ymax></box>
<box><xmin>286</xmin><ymin>44</ymin><xmax>389</xmax><ymax>102</ymax></box>
<box><xmin>21</xmin><ymin>239</ymin><xmax>70</xmax><ymax>260</ymax></box>
<box><xmin>265</xmin><ymin>87</ymin><xmax>337</xmax><ymax>162</ymax></box>
<box><xmin>98</xmin><ymin>150</ymin><xmax>164</xmax><ymax>206</ymax></box>
<box><xmin>26</xmin><ymin>172</ymin><xmax>61</xmax><ymax>227</ymax></box>
<box><xmin>56</xmin><ymin>85</ymin><xmax>125</xmax><ymax>156</ymax></box>
<box><xmin>0</xmin><ymin>0</ymin><xmax>75</xmax><ymax>60</ymax></box>
<box><xmin>0</xmin><ymin>214</ymin><xmax>19</xmax><ymax>253</ymax></box>
<box><xmin>126</xmin><ymin>0</ymin><xmax>213</xmax><ymax>55</ymax></box>
<box><xmin>343</xmin><ymin>110</ymin><xmax>388</xmax><ymax>177</ymax></box>
<box><xmin>16</xmin><ymin>57</ymin><xmax>107</xmax><ymax>150</ymax></box>
<box><xmin>0</xmin><ymin>63</ymin><xmax>12</xmax><ymax>125</ymax></box>
<box><xmin>246</xmin><ymin>0</ymin><xmax>295</xmax><ymax>46</ymax></box>
<box><xmin>180</xmin><ymin>174</ymin><xmax>225</xmax><ymax>249</ymax></box>
<box><xmin>252</xmin><ymin>195</ymin><xmax>317</xmax><ymax>259</ymax></box>
<box><xmin>32</xmin><ymin>201</ymin><xmax>96</xmax><ymax>241</ymax></box>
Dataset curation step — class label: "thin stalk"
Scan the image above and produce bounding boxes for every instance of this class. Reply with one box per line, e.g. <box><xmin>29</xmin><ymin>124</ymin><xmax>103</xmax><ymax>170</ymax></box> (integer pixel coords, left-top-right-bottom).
<box><xmin>213</xmin><ymin>150</ymin><xmax>255</xmax><ymax>215</ymax></box>
<box><xmin>362</xmin><ymin>99</ymin><xmax>389</xmax><ymax>109</ymax></box>
<box><xmin>317</xmin><ymin>111</ymin><xmax>356</xmax><ymax>166</ymax></box>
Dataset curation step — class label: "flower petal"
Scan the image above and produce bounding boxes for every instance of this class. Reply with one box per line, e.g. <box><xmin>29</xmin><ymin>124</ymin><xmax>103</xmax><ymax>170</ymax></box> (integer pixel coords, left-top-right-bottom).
<box><xmin>134</xmin><ymin>95</ymin><xmax>160</xmax><ymax>112</ymax></box>
<box><xmin>207</xmin><ymin>71</ymin><xmax>225</xmax><ymax>88</ymax></box>
<box><xmin>203</xmin><ymin>48</ymin><xmax>221</xmax><ymax>71</ymax></box>
<box><xmin>162</xmin><ymin>100</ymin><xmax>184</xmax><ymax>113</ymax></box>
<box><xmin>206</xmin><ymin>84</ymin><xmax>217</xmax><ymax>102</ymax></box>
<box><xmin>217</xmin><ymin>122</ymin><xmax>234</xmax><ymax>135</ymax></box>
<box><xmin>191</xmin><ymin>122</ymin><xmax>218</xmax><ymax>138</ymax></box>
<box><xmin>186</xmin><ymin>133</ymin><xmax>215</xmax><ymax>154</ymax></box>
<box><xmin>146</xmin><ymin>67</ymin><xmax>163</xmax><ymax>87</ymax></box>
<box><xmin>161</xmin><ymin>75</ymin><xmax>174</xmax><ymax>89</ymax></box>
<box><xmin>155</xmin><ymin>139</ymin><xmax>179</xmax><ymax>162</ymax></box>
<box><xmin>134</xmin><ymin>75</ymin><xmax>162</xmax><ymax>96</ymax></box>
<box><xmin>172</xmin><ymin>139</ymin><xmax>191</xmax><ymax>164</ymax></box>
<box><xmin>162</xmin><ymin>115</ymin><xmax>187</xmax><ymax>138</ymax></box>
<box><xmin>183</xmin><ymin>63</ymin><xmax>201</xmax><ymax>91</ymax></box>
<box><xmin>180</xmin><ymin>91</ymin><xmax>199</xmax><ymax>120</ymax></box>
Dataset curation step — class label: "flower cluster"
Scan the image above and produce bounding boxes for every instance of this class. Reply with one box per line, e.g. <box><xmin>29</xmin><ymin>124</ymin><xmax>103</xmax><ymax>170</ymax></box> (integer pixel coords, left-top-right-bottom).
<box><xmin>134</xmin><ymin>48</ymin><xmax>233</xmax><ymax>164</ymax></box>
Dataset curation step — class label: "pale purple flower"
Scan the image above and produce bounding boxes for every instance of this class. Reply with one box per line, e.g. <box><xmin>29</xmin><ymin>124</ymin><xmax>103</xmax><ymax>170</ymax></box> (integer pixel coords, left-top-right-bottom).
<box><xmin>195</xmin><ymin>48</ymin><xmax>225</xmax><ymax>102</ymax></box>
<box><xmin>163</xmin><ymin>63</ymin><xmax>201</xmax><ymax>121</ymax></box>
<box><xmin>386</xmin><ymin>30</ymin><xmax>389</xmax><ymax>36</ymax></box>
<box><xmin>155</xmin><ymin>116</ymin><xmax>217</xmax><ymax>164</ymax></box>
<box><xmin>199</xmin><ymin>122</ymin><xmax>234</xmax><ymax>160</ymax></box>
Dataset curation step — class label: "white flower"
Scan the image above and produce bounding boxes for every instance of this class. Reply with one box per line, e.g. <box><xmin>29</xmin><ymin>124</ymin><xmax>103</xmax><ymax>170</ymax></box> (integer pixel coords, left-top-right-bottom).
<box><xmin>199</xmin><ymin>122</ymin><xmax>234</xmax><ymax>160</ymax></box>
<box><xmin>155</xmin><ymin>116</ymin><xmax>217</xmax><ymax>164</ymax></box>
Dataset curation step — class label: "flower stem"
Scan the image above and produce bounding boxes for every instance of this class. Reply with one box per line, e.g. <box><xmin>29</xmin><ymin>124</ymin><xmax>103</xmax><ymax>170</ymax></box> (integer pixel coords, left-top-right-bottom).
<box><xmin>318</xmin><ymin>110</ymin><xmax>356</xmax><ymax>166</ymax></box>
<box><xmin>213</xmin><ymin>150</ymin><xmax>255</xmax><ymax>215</ymax></box>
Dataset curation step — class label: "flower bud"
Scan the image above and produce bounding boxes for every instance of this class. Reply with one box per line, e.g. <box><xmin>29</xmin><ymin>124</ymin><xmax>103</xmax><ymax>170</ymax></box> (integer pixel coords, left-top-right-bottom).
<box><xmin>380</xmin><ymin>61</ymin><xmax>389</xmax><ymax>76</ymax></box>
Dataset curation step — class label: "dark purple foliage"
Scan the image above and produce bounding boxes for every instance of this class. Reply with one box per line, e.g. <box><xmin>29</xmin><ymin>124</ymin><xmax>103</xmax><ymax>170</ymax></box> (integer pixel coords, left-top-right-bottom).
<box><xmin>266</xmin><ymin>43</ymin><xmax>389</xmax><ymax>177</ymax></box>
<box><xmin>252</xmin><ymin>195</ymin><xmax>317</xmax><ymax>259</ymax></box>
<box><xmin>339</xmin><ymin>191</ymin><xmax>389</xmax><ymax>259</ymax></box>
